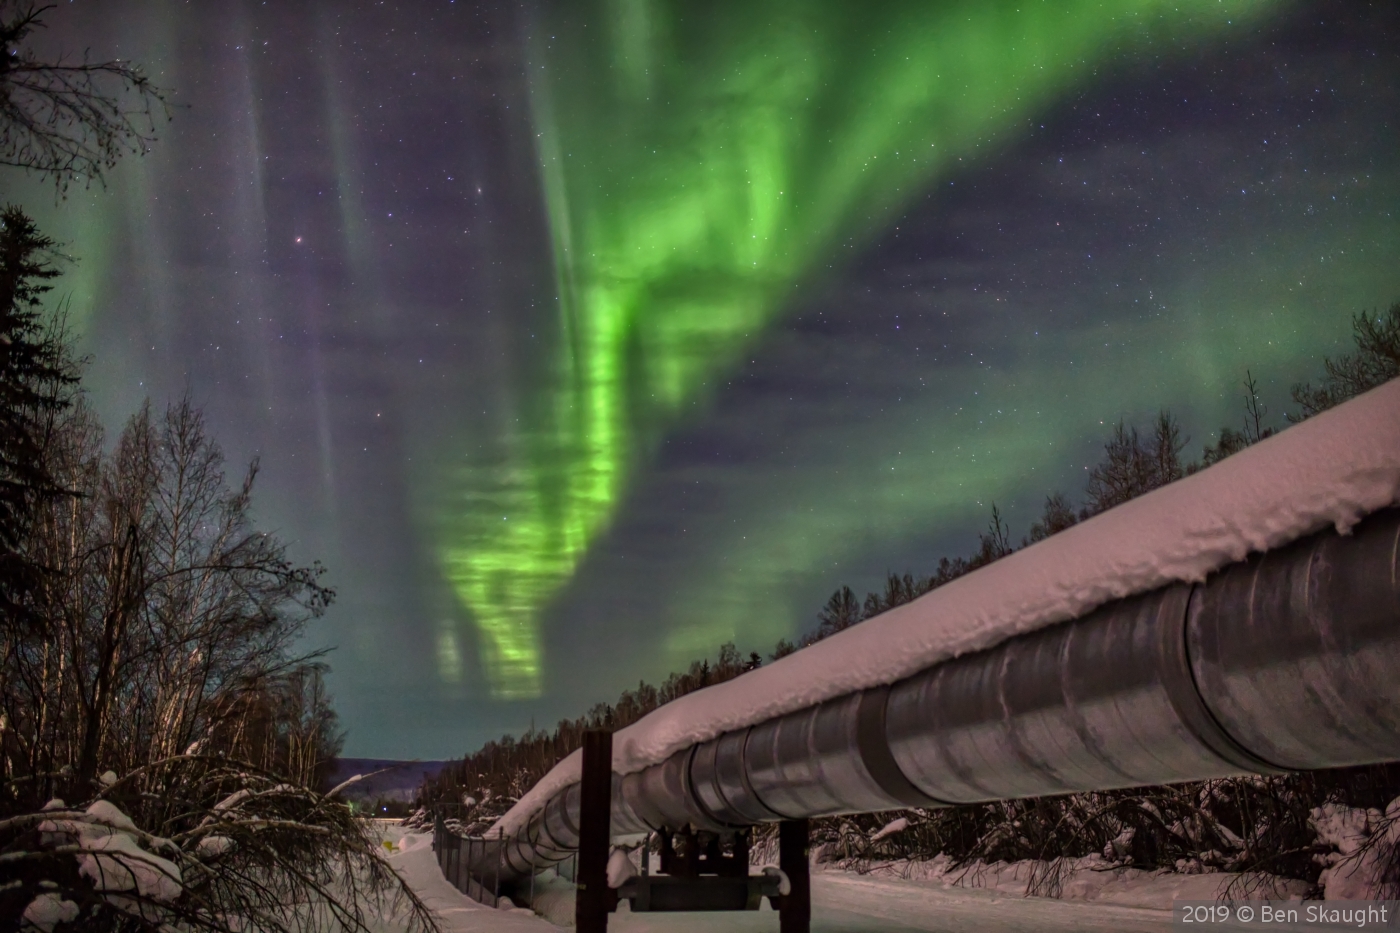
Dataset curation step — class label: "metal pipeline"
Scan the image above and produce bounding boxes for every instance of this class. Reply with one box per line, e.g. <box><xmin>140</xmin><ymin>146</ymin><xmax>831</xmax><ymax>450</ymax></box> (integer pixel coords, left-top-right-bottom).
<box><xmin>464</xmin><ymin>507</ymin><xmax>1400</xmax><ymax>882</ymax></box>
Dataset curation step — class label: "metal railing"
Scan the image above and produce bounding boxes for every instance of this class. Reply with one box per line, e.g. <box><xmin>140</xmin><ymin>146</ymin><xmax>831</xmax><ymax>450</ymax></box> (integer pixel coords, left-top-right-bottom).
<box><xmin>433</xmin><ymin>813</ymin><xmax>575</xmax><ymax>907</ymax></box>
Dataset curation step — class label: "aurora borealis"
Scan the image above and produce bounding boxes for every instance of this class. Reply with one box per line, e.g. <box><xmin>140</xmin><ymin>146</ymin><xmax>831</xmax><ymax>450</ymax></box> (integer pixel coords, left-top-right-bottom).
<box><xmin>449</xmin><ymin>0</ymin><xmax>1277</xmax><ymax>699</ymax></box>
<box><xmin>8</xmin><ymin>1</ymin><xmax>1398</xmax><ymax>754</ymax></box>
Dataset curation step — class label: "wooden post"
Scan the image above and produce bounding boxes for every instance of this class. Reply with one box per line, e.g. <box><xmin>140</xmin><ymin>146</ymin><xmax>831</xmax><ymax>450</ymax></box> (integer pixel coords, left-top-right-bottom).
<box><xmin>779</xmin><ymin>818</ymin><xmax>810</xmax><ymax>933</ymax></box>
<box><xmin>575</xmin><ymin>729</ymin><xmax>613</xmax><ymax>933</ymax></box>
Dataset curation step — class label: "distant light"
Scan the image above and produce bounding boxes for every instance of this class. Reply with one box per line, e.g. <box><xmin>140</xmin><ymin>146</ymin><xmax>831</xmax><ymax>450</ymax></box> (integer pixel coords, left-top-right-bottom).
<box><xmin>295</xmin><ymin>237</ymin><xmax>302</xmax><ymax>243</ymax></box>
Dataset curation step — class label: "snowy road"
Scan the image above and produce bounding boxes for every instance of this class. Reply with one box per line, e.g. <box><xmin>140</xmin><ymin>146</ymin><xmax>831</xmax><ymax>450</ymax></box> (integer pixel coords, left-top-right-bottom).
<box><xmin>379</xmin><ymin>827</ymin><xmax>1279</xmax><ymax>933</ymax></box>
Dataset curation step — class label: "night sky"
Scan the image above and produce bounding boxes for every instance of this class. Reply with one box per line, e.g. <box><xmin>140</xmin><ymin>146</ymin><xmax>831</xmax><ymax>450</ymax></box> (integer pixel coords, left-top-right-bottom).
<box><xmin>9</xmin><ymin>1</ymin><xmax>1398</xmax><ymax>757</ymax></box>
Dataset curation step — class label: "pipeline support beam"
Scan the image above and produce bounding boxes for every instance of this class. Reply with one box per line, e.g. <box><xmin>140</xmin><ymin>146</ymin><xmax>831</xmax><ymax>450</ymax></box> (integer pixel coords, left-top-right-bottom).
<box><xmin>779</xmin><ymin>819</ymin><xmax>811</xmax><ymax>933</ymax></box>
<box><xmin>576</xmin><ymin>730</ymin><xmax>614</xmax><ymax>932</ymax></box>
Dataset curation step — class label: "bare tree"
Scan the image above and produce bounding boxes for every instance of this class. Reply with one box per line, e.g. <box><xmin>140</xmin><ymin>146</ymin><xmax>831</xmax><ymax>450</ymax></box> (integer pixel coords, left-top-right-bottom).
<box><xmin>975</xmin><ymin>503</ymin><xmax>1013</xmax><ymax>563</ymax></box>
<box><xmin>1026</xmin><ymin>492</ymin><xmax>1077</xmax><ymax>543</ymax></box>
<box><xmin>1083</xmin><ymin>412</ymin><xmax>1185</xmax><ymax>515</ymax></box>
<box><xmin>814</xmin><ymin>585</ymin><xmax>860</xmax><ymax>638</ymax></box>
<box><xmin>1292</xmin><ymin>302</ymin><xmax>1400</xmax><ymax>419</ymax></box>
<box><xmin>1201</xmin><ymin>371</ymin><xmax>1277</xmax><ymax>466</ymax></box>
<box><xmin>206</xmin><ymin>664</ymin><xmax>345</xmax><ymax>791</ymax></box>
<box><xmin>1</xmin><ymin>396</ymin><xmax>335</xmax><ymax>802</ymax></box>
<box><xmin>1</xmin><ymin>1</ymin><xmax>170</xmax><ymax>191</ymax></box>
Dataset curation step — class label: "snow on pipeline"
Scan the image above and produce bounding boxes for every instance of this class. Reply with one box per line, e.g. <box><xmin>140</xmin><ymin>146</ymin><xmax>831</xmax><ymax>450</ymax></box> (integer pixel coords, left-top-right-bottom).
<box><xmin>493</xmin><ymin>378</ymin><xmax>1400</xmax><ymax>839</ymax></box>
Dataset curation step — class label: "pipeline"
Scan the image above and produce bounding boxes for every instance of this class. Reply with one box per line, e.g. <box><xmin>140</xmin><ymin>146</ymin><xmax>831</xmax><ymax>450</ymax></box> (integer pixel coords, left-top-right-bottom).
<box><xmin>466</xmin><ymin>506</ymin><xmax>1400</xmax><ymax>882</ymax></box>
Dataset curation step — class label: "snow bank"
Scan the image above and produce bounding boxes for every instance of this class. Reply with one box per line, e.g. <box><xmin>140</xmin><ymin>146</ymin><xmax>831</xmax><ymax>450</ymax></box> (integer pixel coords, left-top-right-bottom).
<box><xmin>838</xmin><ymin>856</ymin><xmax>1312</xmax><ymax>910</ymax></box>
<box><xmin>494</xmin><ymin>379</ymin><xmax>1400</xmax><ymax>838</ymax></box>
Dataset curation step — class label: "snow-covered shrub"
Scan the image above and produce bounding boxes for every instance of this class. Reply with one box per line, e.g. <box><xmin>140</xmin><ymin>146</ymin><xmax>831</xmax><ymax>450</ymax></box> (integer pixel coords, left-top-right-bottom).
<box><xmin>1310</xmin><ymin>796</ymin><xmax>1400</xmax><ymax>899</ymax></box>
<box><xmin>2</xmin><ymin>755</ymin><xmax>437</xmax><ymax>933</ymax></box>
<box><xmin>400</xmin><ymin>806</ymin><xmax>430</xmax><ymax>830</ymax></box>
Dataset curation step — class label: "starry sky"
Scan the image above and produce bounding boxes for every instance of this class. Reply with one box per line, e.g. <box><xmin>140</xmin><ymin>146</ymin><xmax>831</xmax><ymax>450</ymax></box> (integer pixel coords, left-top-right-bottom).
<box><xmin>8</xmin><ymin>0</ymin><xmax>1398</xmax><ymax>757</ymax></box>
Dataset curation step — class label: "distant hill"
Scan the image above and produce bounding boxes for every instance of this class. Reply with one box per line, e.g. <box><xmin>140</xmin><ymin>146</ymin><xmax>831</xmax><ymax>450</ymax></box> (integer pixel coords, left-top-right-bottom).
<box><xmin>328</xmin><ymin>758</ymin><xmax>453</xmax><ymax>804</ymax></box>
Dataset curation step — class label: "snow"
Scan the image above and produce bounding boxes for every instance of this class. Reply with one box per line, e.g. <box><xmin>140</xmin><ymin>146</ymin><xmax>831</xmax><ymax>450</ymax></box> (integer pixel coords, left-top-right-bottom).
<box><xmin>206</xmin><ymin>782</ymin><xmax>299</xmax><ymax>819</ymax></box>
<box><xmin>53</xmin><ymin>801</ymin><xmax>182</xmax><ymax>902</ymax></box>
<box><xmin>494</xmin><ymin>380</ymin><xmax>1400</xmax><ymax>838</ymax></box>
<box><xmin>85</xmin><ymin>799</ymin><xmax>139</xmax><ymax>834</ymax></box>
<box><xmin>20</xmin><ymin>893</ymin><xmax>79</xmax><ymax>932</ymax></box>
<box><xmin>837</xmin><ymin>856</ymin><xmax>1310</xmax><ymax>908</ymax></box>
<box><xmin>796</xmin><ymin>869</ymin><xmax>1263</xmax><ymax>933</ymax></box>
<box><xmin>870</xmin><ymin>817</ymin><xmax>909</xmax><ymax>843</ymax></box>
<box><xmin>28</xmin><ymin>799</ymin><xmax>184</xmax><ymax>927</ymax></box>
<box><xmin>607</xmin><ymin>848</ymin><xmax>638</xmax><ymax>888</ymax></box>
<box><xmin>1309</xmin><ymin>795</ymin><xmax>1400</xmax><ymax>899</ymax></box>
<box><xmin>197</xmin><ymin>834</ymin><xmax>232</xmax><ymax>858</ymax></box>
<box><xmin>211</xmin><ymin>787</ymin><xmax>254</xmax><ymax>812</ymax></box>
<box><xmin>77</xmin><ymin>829</ymin><xmax>183</xmax><ymax>901</ymax></box>
<box><xmin>327</xmin><ymin>772</ymin><xmax>366</xmax><ymax>798</ymax></box>
<box><xmin>1309</xmin><ymin>803</ymin><xmax>1373</xmax><ymax>858</ymax></box>
<box><xmin>1103</xmin><ymin>828</ymin><xmax>1135</xmax><ymax>861</ymax></box>
<box><xmin>766</xmin><ymin>866</ymin><xmax>791</xmax><ymax>896</ymax></box>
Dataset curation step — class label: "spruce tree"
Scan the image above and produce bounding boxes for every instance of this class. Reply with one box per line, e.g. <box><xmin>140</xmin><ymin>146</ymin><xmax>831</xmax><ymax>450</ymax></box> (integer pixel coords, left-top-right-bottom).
<box><xmin>0</xmin><ymin>204</ymin><xmax>75</xmax><ymax>622</ymax></box>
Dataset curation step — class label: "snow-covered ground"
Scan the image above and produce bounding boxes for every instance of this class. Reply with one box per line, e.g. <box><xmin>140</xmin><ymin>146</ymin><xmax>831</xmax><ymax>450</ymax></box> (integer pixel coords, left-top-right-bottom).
<box><xmin>496</xmin><ymin>380</ymin><xmax>1400</xmax><ymax>838</ymax></box>
<box><xmin>825</xmin><ymin>856</ymin><xmax>1310</xmax><ymax>908</ymax></box>
<box><xmin>378</xmin><ymin>826</ymin><xmax>1280</xmax><ymax>932</ymax></box>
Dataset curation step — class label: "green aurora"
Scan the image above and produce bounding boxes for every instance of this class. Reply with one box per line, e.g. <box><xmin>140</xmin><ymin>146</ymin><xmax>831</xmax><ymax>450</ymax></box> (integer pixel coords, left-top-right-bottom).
<box><xmin>433</xmin><ymin>0</ymin><xmax>1278</xmax><ymax>698</ymax></box>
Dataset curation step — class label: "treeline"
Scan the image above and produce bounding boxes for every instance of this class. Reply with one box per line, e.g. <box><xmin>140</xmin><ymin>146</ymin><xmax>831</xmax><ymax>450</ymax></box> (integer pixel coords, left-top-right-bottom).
<box><xmin>423</xmin><ymin>299</ymin><xmax>1400</xmax><ymax>895</ymax></box>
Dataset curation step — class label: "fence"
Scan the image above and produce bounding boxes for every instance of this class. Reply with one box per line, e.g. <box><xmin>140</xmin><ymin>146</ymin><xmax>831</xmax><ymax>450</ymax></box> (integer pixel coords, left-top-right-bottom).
<box><xmin>432</xmin><ymin>814</ymin><xmax>575</xmax><ymax>908</ymax></box>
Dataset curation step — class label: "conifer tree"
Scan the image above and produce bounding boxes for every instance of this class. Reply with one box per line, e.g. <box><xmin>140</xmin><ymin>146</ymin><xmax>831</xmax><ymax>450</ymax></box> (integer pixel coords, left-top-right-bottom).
<box><xmin>0</xmin><ymin>204</ymin><xmax>76</xmax><ymax>622</ymax></box>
